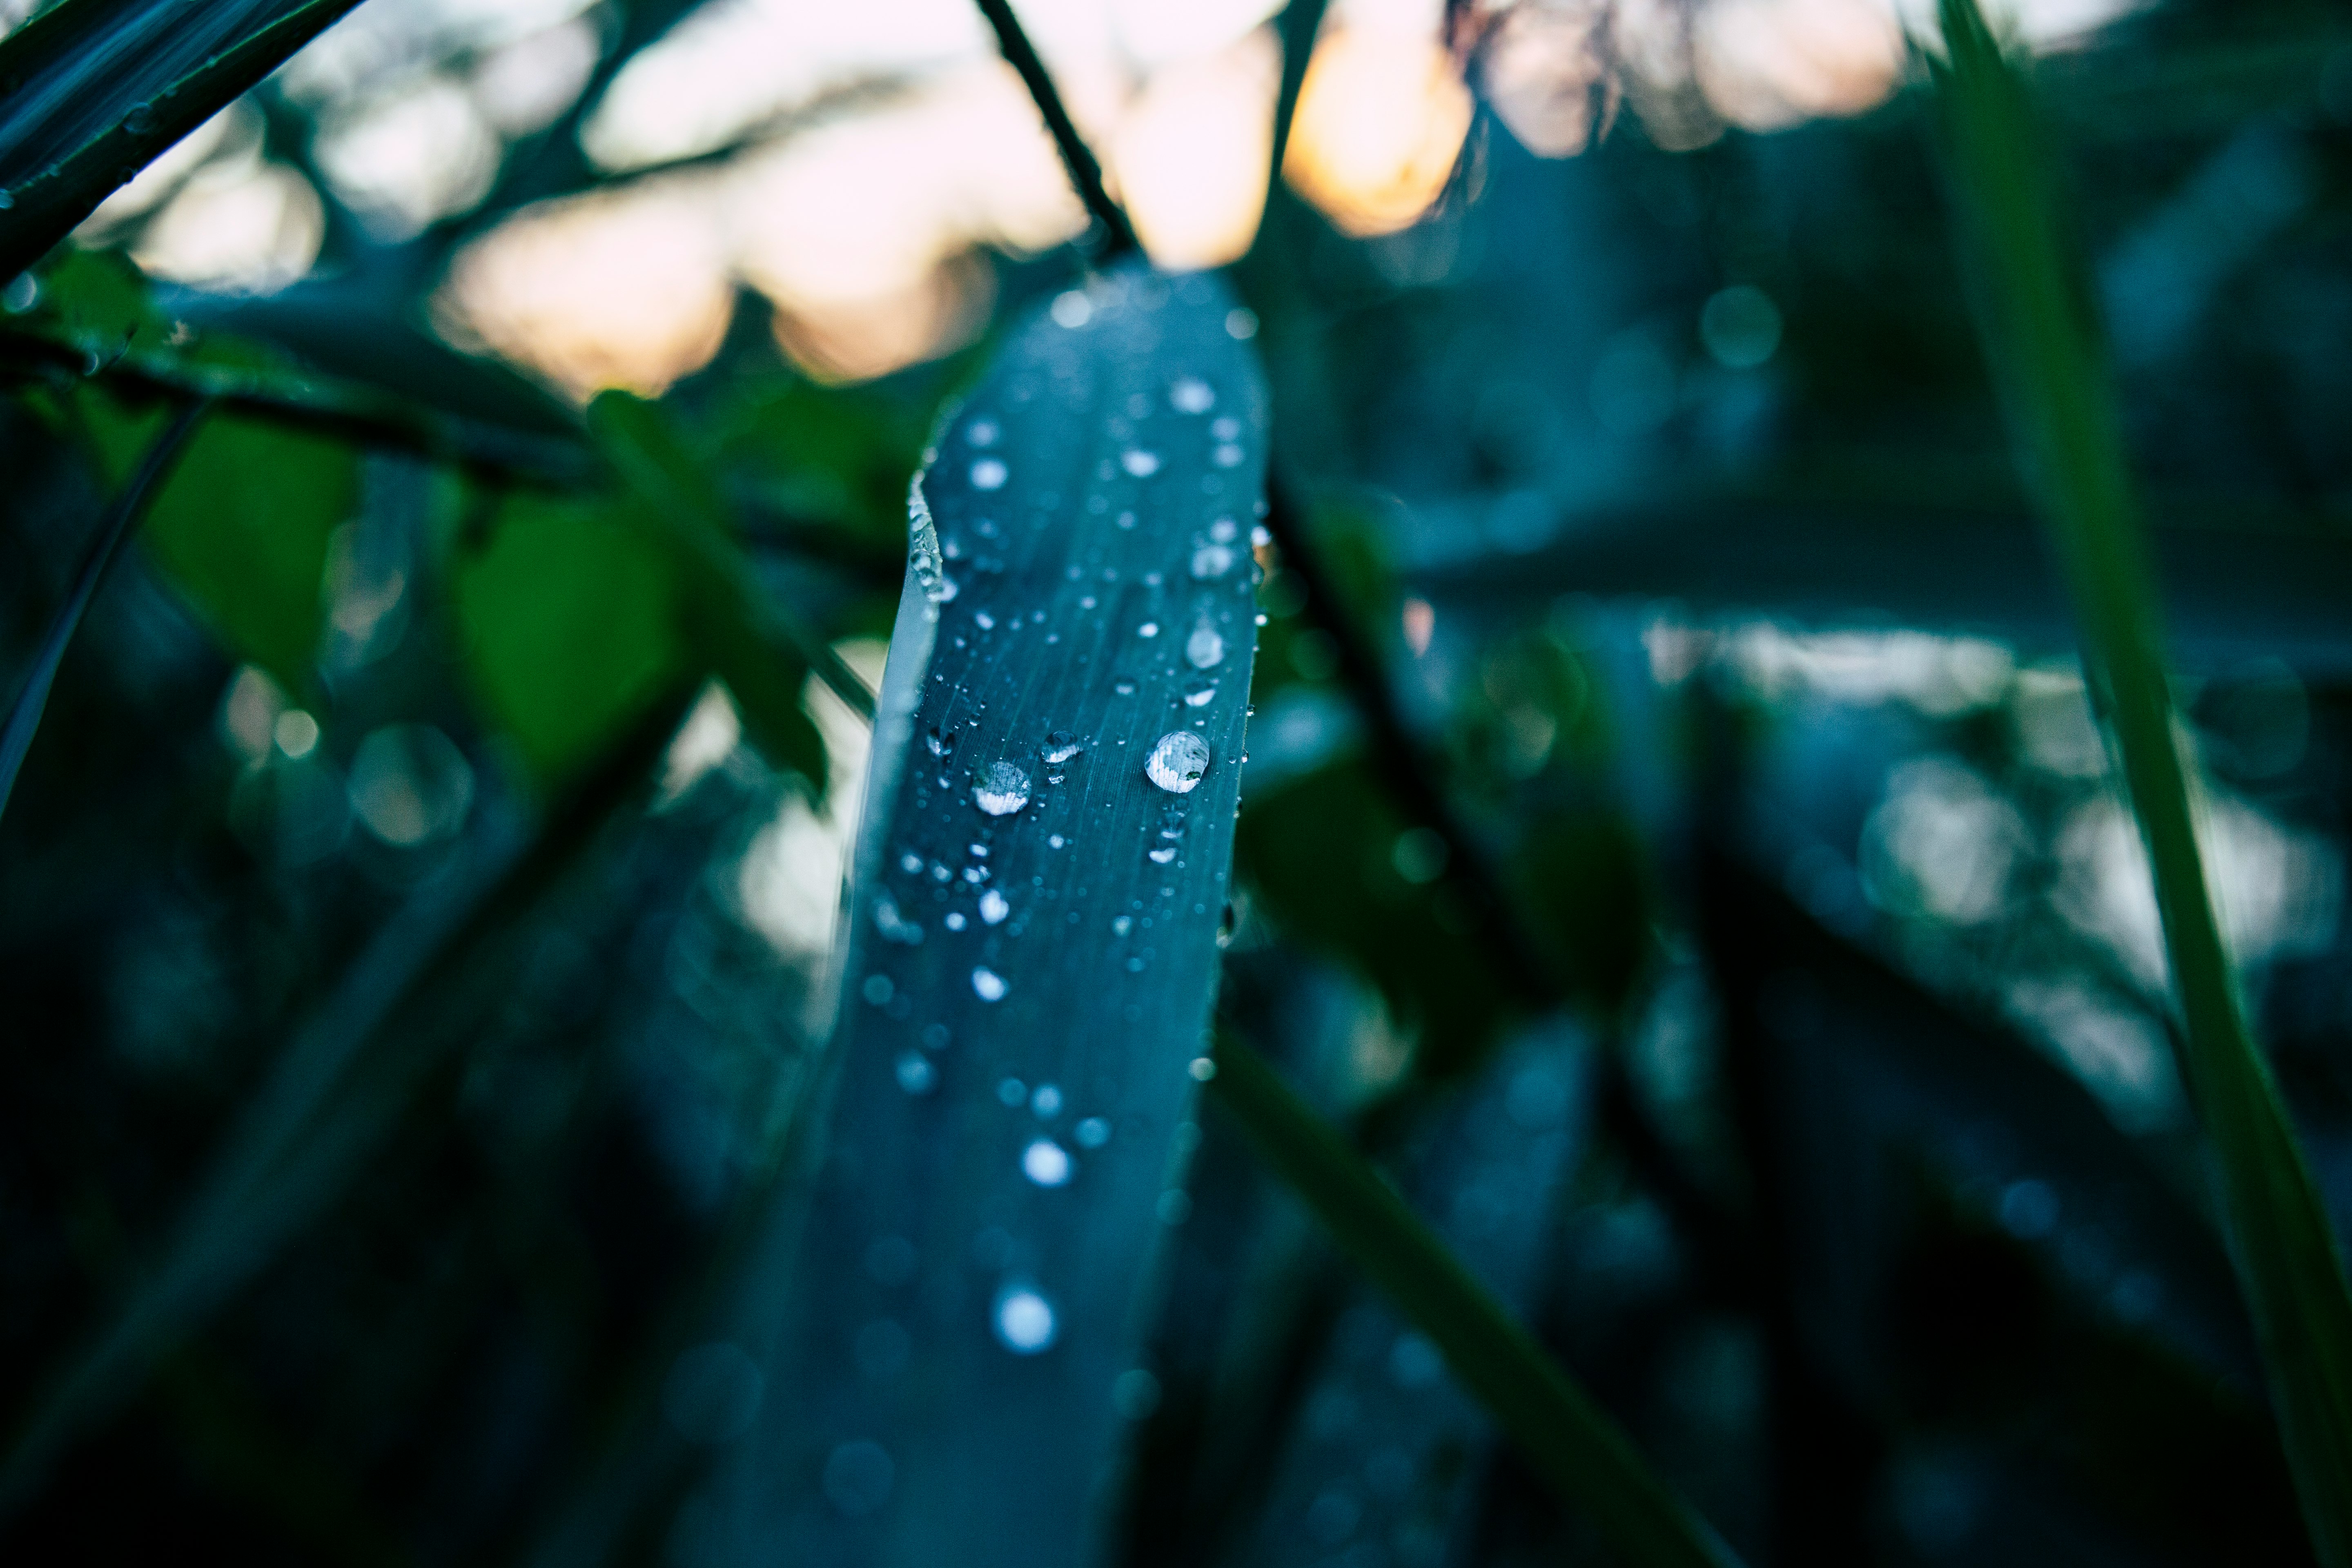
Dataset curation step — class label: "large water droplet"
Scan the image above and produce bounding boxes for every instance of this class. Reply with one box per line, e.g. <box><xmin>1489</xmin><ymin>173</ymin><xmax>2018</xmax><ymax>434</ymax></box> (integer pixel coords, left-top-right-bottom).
<box><xmin>1022</xmin><ymin>1138</ymin><xmax>1072</xmax><ymax>1186</ymax></box>
<box><xmin>980</xmin><ymin>888</ymin><xmax>1010</xmax><ymax>925</ymax></box>
<box><xmin>1169</xmin><ymin>376</ymin><xmax>1215</xmax><ymax>414</ymax></box>
<box><xmin>994</xmin><ymin>1287</ymin><xmax>1058</xmax><ymax>1353</ymax></box>
<box><xmin>972</xmin><ymin>966</ymin><xmax>1008</xmax><ymax>1002</ymax></box>
<box><xmin>1040</xmin><ymin>731</ymin><xmax>1084</xmax><ymax>765</ymax></box>
<box><xmin>1120</xmin><ymin>449</ymin><xmax>1162</xmax><ymax>478</ymax></box>
<box><xmin>971</xmin><ymin>457</ymin><xmax>1009</xmax><ymax>490</ymax></box>
<box><xmin>973</xmin><ymin>762</ymin><xmax>1031</xmax><ymax>815</ymax></box>
<box><xmin>1146</xmin><ymin>731</ymin><xmax>1211</xmax><ymax>793</ymax></box>
<box><xmin>1185</xmin><ymin>621</ymin><xmax>1224</xmax><ymax>669</ymax></box>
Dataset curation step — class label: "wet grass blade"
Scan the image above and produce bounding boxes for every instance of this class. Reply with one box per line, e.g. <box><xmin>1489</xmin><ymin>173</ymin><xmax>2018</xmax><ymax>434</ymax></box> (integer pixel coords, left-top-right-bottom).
<box><xmin>709</xmin><ymin>260</ymin><xmax>1266</xmax><ymax>1566</ymax></box>
<box><xmin>1207</xmin><ymin>1037</ymin><xmax>1743</xmax><ymax>1568</ymax></box>
<box><xmin>0</xmin><ymin>0</ymin><xmax>371</xmax><ymax>279</ymax></box>
<box><xmin>0</xmin><ymin>396</ymin><xmax>207</xmax><ymax>824</ymax></box>
<box><xmin>1932</xmin><ymin>2</ymin><xmax>2352</xmax><ymax>1559</ymax></box>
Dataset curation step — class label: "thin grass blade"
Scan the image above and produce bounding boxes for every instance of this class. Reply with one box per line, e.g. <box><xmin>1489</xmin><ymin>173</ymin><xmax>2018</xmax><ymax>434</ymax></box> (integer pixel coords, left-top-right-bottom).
<box><xmin>1207</xmin><ymin>1036</ymin><xmax>1742</xmax><ymax>1568</ymax></box>
<box><xmin>1931</xmin><ymin>3</ymin><xmax>2352</xmax><ymax>1559</ymax></box>
<box><xmin>0</xmin><ymin>396</ymin><xmax>207</xmax><ymax>824</ymax></box>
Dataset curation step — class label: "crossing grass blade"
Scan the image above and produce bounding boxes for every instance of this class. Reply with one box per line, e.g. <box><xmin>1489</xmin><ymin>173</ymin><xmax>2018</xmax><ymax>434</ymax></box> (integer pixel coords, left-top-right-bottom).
<box><xmin>1931</xmin><ymin>3</ymin><xmax>2352</xmax><ymax>1560</ymax></box>
<box><xmin>1207</xmin><ymin>1037</ymin><xmax>1744</xmax><ymax>1568</ymax></box>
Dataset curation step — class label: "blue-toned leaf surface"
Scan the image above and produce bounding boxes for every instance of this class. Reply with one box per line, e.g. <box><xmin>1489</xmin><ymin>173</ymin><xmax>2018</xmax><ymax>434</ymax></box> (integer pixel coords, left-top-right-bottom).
<box><xmin>700</xmin><ymin>263</ymin><xmax>1267</xmax><ymax>1568</ymax></box>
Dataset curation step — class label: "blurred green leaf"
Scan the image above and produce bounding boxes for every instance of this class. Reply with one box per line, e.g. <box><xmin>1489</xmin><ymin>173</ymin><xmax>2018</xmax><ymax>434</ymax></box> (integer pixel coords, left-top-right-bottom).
<box><xmin>1933</xmin><ymin>2</ymin><xmax>2352</xmax><ymax>1560</ymax></box>
<box><xmin>587</xmin><ymin>389</ymin><xmax>826</xmax><ymax>787</ymax></box>
<box><xmin>1207</xmin><ymin>1036</ymin><xmax>1743</xmax><ymax>1568</ymax></box>
<box><xmin>452</xmin><ymin>490</ymin><xmax>688</xmax><ymax>787</ymax></box>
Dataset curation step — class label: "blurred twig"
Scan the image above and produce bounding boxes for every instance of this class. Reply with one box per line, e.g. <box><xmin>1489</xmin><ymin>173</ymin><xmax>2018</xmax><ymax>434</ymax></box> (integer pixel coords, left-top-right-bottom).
<box><xmin>0</xmin><ymin>395</ymin><xmax>208</xmax><ymax>824</ymax></box>
<box><xmin>971</xmin><ymin>0</ymin><xmax>1140</xmax><ymax>260</ymax></box>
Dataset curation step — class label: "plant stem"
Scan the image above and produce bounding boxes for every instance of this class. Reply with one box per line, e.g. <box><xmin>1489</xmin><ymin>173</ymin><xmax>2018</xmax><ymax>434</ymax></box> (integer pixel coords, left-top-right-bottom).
<box><xmin>971</xmin><ymin>0</ymin><xmax>1139</xmax><ymax>259</ymax></box>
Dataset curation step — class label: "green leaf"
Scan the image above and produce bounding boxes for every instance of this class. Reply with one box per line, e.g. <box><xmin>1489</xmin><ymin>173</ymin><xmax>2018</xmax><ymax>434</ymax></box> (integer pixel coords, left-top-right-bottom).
<box><xmin>586</xmin><ymin>389</ymin><xmax>826</xmax><ymax>787</ymax></box>
<box><xmin>78</xmin><ymin>391</ymin><xmax>354</xmax><ymax>692</ymax></box>
<box><xmin>451</xmin><ymin>490</ymin><xmax>688</xmax><ymax>787</ymax></box>
<box><xmin>1206</xmin><ymin>1037</ymin><xmax>1742</xmax><ymax>1568</ymax></box>
<box><xmin>1931</xmin><ymin>3</ymin><xmax>2352</xmax><ymax>1560</ymax></box>
<box><xmin>706</xmin><ymin>263</ymin><xmax>1267</xmax><ymax>1566</ymax></box>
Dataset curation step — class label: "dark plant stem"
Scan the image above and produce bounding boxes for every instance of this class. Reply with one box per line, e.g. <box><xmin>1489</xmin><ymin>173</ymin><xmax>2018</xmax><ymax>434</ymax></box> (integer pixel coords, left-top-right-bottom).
<box><xmin>971</xmin><ymin>0</ymin><xmax>1140</xmax><ymax>260</ymax></box>
<box><xmin>0</xmin><ymin>395</ymin><xmax>208</xmax><ymax>825</ymax></box>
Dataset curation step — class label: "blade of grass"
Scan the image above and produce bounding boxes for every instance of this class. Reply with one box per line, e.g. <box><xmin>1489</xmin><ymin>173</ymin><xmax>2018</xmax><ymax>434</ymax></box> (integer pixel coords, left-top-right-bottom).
<box><xmin>1931</xmin><ymin>3</ymin><xmax>2352</xmax><ymax>1560</ymax></box>
<box><xmin>0</xmin><ymin>395</ymin><xmax>208</xmax><ymax>825</ymax></box>
<box><xmin>1207</xmin><ymin>1036</ymin><xmax>1742</xmax><ymax>1568</ymax></box>
<box><xmin>0</xmin><ymin>0</ymin><xmax>372</xmax><ymax>278</ymax></box>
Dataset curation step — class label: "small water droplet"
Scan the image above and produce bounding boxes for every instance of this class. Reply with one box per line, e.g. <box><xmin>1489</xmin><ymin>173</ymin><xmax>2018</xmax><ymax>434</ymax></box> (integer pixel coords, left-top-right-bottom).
<box><xmin>1169</xmin><ymin>376</ymin><xmax>1215</xmax><ymax>414</ymax></box>
<box><xmin>1149</xmin><ymin>846</ymin><xmax>1177</xmax><ymax>863</ymax></box>
<box><xmin>900</xmin><ymin>852</ymin><xmax>923</xmax><ymax>873</ymax></box>
<box><xmin>1051</xmin><ymin>290</ymin><xmax>1092</xmax><ymax>328</ymax></box>
<box><xmin>998</xmin><ymin>1076</ymin><xmax>1026</xmax><ymax>1107</ymax></box>
<box><xmin>1076</xmin><ymin>1116</ymin><xmax>1111</xmax><ymax>1148</ymax></box>
<box><xmin>976</xmin><ymin>610</ymin><xmax>996</xmax><ymax>630</ymax></box>
<box><xmin>896</xmin><ymin>1052</ymin><xmax>936</xmax><ymax>1094</ymax></box>
<box><xmin>1213</xmin><ymin>443</ymin><xmax>1245</xmax><ymax>468</ymax></box>
<box><xmin>1190</xmin><ymin>543</ymin><xmax>1235</xmax><ymax>579</ymax></box>
<box><xmin>973</xmin><ymin>762</ymin><xmax>1031</xmax><ymax>815</ymax></box>
<box><xmin>1114</xmin><ymin>677</ymin><xmax>1138</xmax><ymax>697</ymax></box>
<box><xmin>1032</xmin><ymin>1083</ymin><xmax>1062</xmax><ymax>1118</ymax></box>
<box><xmin>1022</xmin><ymin>1138</ymin><xmax>1072</xmax><ymax>1187</ymax></box>
<box><xmin>1040</xmin><ymin>731</ymin><xmax>1084</xmax><ymax>765</ymax></box>
<box><xmin>1049</xmin><ymin>833</ymin><xmax>1066</xmax><ymax>848</ymax></box>
<box><xmin>968</xmin><ymin>417</ymin><xmax>1000</xmax><ymax>447</ymax></box>
<box><xmin>946</xmin><ymin>911</ymin><xmax>967</xmax><ymax>931</ymax></box>
<box><xmin>980</xmin><ymin>888</ymin><xmax>1010</xmax><ymax>924</ymax></box>
<box><xmin>862</xmin><ymin>974</ymin><xmax>894</xmax><ymax>1005</ymax></box>
<box><xmin>873</xmin><ymin>895</ymin><xmax>924</xmax><ymax>944</ymax></box>
<box><xmin>1185</xmin><ymin>621</ymin><xmax>1225</xmax><ymax>669</ymax></box>
<box><xmin>928</xmin><ymin>726</ymin><xmax>957</xmax><ymax>757</ymax></box>
<box><xmin>972</xmin><ymin>966</ymin><xmax>1008</xmax><ymax>1002</ymax></box>
<box><xmin>1183</xmin><ymin>677</ymin><xmax>1217</xmax><ymax>708</ymax></box>
<box><xmin>1138</xmin><ymin>622</ymin><xmax>1159</xmax><ymax>639</ymax></box>
<box><xmin>1146</xmin><ymin>732</ymin><xmax>1212</xmax><ymax>793</ymax></box>
<box><xmin>1209</xmin><ymin>517</ymin><xmax>1238</xmax><ymax>543</ymax></box>
<box><xmin>971</xmin><ymin>457</ymin><xmax>1009</xmax><ymax>490</ymax></box>
<box><xmin>994</xmin><ymin>1287</ymin><xmax>1058</xmax><ymax>1353</ymax></box>
<box><xmin>1251</xmin><ymin>523</ymin><xmax>1272</xmax><ymax>548</ymax></box>
<box><xmin>1121</xmin><ymin>449</ymin><xmax>1162</xmax><ymax>478</ymax></box>
<box><xmin>1212</xmin><ymin>416</ymin><xmax>1242</xmax><ymax>440</ymax></box>
<box><xmin>1113</xmin><ymin>915</ymin><xmax>1133</xmax><ymax>935</ymax></box>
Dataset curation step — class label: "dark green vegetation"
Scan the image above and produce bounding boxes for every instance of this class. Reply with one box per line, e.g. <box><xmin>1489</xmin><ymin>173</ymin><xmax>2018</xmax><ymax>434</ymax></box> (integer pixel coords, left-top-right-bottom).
<box><xmin>6</xmin><ymin>0</ymin><xmax>2352</xmax><ymax>1563</ymax></box>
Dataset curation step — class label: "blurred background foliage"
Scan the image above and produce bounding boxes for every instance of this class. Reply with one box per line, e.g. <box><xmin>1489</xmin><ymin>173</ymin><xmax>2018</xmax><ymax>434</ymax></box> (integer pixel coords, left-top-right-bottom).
<box><xmin>5</xmin><ymin>0</ymin><xmax>2352</xmax><ymax>1560</ymax></box>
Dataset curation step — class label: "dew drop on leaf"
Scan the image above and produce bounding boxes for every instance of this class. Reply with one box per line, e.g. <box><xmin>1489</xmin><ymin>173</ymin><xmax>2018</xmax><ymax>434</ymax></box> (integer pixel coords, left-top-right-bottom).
<box><xmin>973</xmin><ymin>762</ymin><xmax>1031</xmax><ymax>815</ymax></box>
<box><xmin>972</xmin><ymin>966</ymin><xmax>1008</xmax><ymax>1002</ymax></box>
<box><xmin>896</xmin><ymin>1051</ymin><xmax>936</xmax><ymax>1095</ymax></box>
<box><xmin>980</xmin><ymin>888</ymin><xmax>1010</xmax><ymax>925</ymax></box>
<box><xmin>1190</xmin><ymin>543</ymin><xmax>1235</xmax><ymax>580</ymax></box>
<box><xmin>1146</xmin><ymin>731</ymin><xmax>1211</xmax><ymax>793</ymax></box>
<box><xmin>1169</xmin><ymin>376</ymin><xmax>1214</xmax><ymax>414</ymax></box>
<box><xmin>1185</xmin><ymin>620</ymin><xmax>1224</xmax><ymax>669</ymax></box>
<box><xmin>994</xmin><ymin>1287</ymin><xmax>1057</xmax><ymax>1353</ymax></box>
<box><xmin>971</xmin><ymin>458</ymin><xmax>1009</xmax><ymax>490</ymax></box>
<box><xmin>1040</xmin><ymin>731</ymin><xmax>1084</xmax><ymax>765</ymax></box>
<box><xmin>1075</xmin><ymin>1116</ymin><xmax>1111</xmax><ymax>1148</ymax></box>
<box><xmin>1022</xmin><ymin>1139</ymin><xmax>1072</xmax><ymax>1187</ymax></box>
<box><xmin>1120</xmin><ymin>449</ymin><xmax>1162</xmax><ymax>478</ymax></box>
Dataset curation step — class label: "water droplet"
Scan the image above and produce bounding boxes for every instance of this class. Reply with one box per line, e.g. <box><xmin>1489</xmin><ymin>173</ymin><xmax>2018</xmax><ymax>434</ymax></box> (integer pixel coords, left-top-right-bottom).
<box><xmin>1040</xmin><ymin>731</ymin><xmax>1084</xmax><ymax>765</ymax></box>
<box><xmin>1212</xmin><ymin>416</ymin><xmax>1242</xmax><ymax>440</ymax></box>
<box><xmin>998</xmin><ymin>1076</ymin><xmax>1026</xmax><ymax>1107</ymax></box>
<box><xmin>1209</xmin><ymin>516</ymin><xmax>1238</xmax><ymax>543</ymax></box>
<box><xmin>927</xmin><ymin>726</ymin><xmax>957</xmax><ymax>757</ymax></box>
<box><xmin>973</xmin><ymin>761</ymin><xmax>1031</xmax><ymax>815</ymax></box>
<box><xmin>896</xmin><ymin>1051</ymin><xmax>936</xmax><ymax>1094</ymax></box>
<box><xmin>970</xmin><ymin>458</ymin><xmax>1008</xmax><ymax>490</ymax></box>
<box><xmin>1149</xmin><ymin>846</ymin><xmax>1177</xmax><ymax>864</ymax></box>
<box><xmin>994</xmin><ymin>1287</ymin><xmax>1058</xmax><ymax>1353</ymax></box>
<box><xmin>873</xmin><ymin>895</ymin><xmax>924</xmax><ymax>944</ymax></box>
<box><xmin>1169</xmin><ymin>376</ymin><xmax>1215</xmax><ymax>414</ymax></box>
<box><xmin>1121</xmin><ymin>449</ymin><xmax>1162</xmax><ymax>478</ymax></box>
<box><xmin>968</xmin><ymin>417</ymin><xmax>1000</xmax><ymax>447</ymax></box>
<box><xmin>900</xmin><ymin>851</ymin><xmax>923</xmax><ymax>873</ymax></box>
<box><xmin>123</xmin><ymin>102</ymin><xmax>154</xmax><ymax>136</ymax></box>
<box><xmin>1076</xmin><ymin>1116</ymin><xmax>1111</xmax><ymax>1148</ymax></box>
<box><xmin>1226</xmin><ymin>307</ymin><xmax>1258</xmax><ymax>339</ymax></box>
<box><xmin>976</xmin><ymin>610</ymin><xmax>996</xmax><ymax>630</ymax></box>
<box><xmin>1185</xmin><ymin>621</ymin><xmax>1225</xmax><ymax>669</ymax></box>
<box><xmin>1251</xmin><ymin>523</ymin><xmax>1272</xmax><ymax>548</ymax></box>
<box><xmin>1114</xmin><ymin>677</ymin><xmax>1138</xmax><ymax>697</ymax></box>
<box><xmin>1190</xmin><ymin>543</ymin><xmax>1235</xmax><ymax>579</ymax></box>
<box><xmin>1213</xmin><ymin>443</ymin><xmax>1245</xmax><ymax>468</ymax></box>
<box><xmin>980</xmin><ymin>888</ymin><xmax>1010</xmax><ymax>924</ymax></box>
<box><xmin>1049</xmin><ymin>834</ymin><xmax>1066</xmax><ymax>848</ymax></box>
<box><xmin>1112</xmin><ymin>915</ymin><xmax>1133</xmax><ymax>935</ymax></box>
<box><xmin>972</xmin><ymin>966</ymin><xmax>1008</xmax><ymax>1002</ymax></box>
<box><xmin>1138</xmin><ymin>622</ymin><xmax>1159</xmax><ymax>639</ymax></box>
<box><xmin>1183</xmin><ymin>677</ymin><xmax>1217</xmax><ymax>708</ymax></box>
<box><xmin>946</xmin><ymin>911</ymin><xmax>967</xmax><ymax>931</ymax></box>
<box><xmin>1022</xmin><ymin>1138</ymin><xmax>1072</xmax><ymax>1186</ymax></box>
<box><xmin>1032</xmin><ymin>1083</ymin><xmax>1062</xmax><ymax>1118</ymax></box>
<box><xmin>1146</xmin><ymin>731</ymin><xmax>1211</xmax><ymax>793</ymax></box>
<box><xmin>1051</xmin><ymin>291</ymin><xmax>1092</xmax><ymax>328</ymax></box>
<box><xmin>1190</xmin><ymin>1056</ymin><xmax>1218</xmax><ymax>1081</ymax></box>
